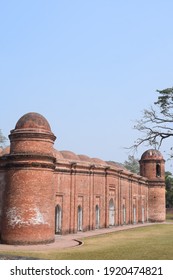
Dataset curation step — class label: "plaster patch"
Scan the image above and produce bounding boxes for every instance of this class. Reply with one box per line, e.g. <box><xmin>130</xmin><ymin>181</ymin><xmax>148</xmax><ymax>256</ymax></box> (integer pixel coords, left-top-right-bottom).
<box><xmin>6</xmin><ymin>207</ymin><xmax>22</xmax><ymax>227</ymax></box>
<box><xmin>29</xmin><ymin>207</ymin><xmax>45</xmax><ymax>225</ymax></box>
<box><xmin>6</xmin><ymin>207</ymin><xmax>49</xmax><ymax>227</ymax></box>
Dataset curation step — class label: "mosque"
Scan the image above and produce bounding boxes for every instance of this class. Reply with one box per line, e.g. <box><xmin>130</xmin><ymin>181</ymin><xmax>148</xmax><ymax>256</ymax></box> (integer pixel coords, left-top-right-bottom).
<box><xmin>0</xmin><ymin>112</ymin><xmax>165</xmax><ymax>245</ymax></box>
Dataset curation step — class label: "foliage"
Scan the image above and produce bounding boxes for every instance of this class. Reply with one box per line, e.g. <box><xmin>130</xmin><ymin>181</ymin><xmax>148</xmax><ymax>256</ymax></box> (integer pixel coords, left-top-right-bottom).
<box><xmin>123</xmin><ymin>155</ymin><xmax>139</xmax><ymax>174</ymax></box>
<box><xmin>165</xmin><ymin>171</ymin><xmax>173</xmax><ymax>208</ymax></box>
<box><xmin>133</xmin><ymin>87</ymin><xmax>173</xmax><ymax>155</ymax></box>
<box><xmin>0</xmin><ymin>129</ymin><xmax>7</xmax><ymax>148</ymax></box>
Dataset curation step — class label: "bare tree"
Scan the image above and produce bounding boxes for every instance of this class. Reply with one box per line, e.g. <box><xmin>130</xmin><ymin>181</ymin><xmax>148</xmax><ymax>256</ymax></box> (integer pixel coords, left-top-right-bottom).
<box><xmin>133</xmin><ymin>87</ymin><xmax>173</xmax><ymax>155</ymax></box>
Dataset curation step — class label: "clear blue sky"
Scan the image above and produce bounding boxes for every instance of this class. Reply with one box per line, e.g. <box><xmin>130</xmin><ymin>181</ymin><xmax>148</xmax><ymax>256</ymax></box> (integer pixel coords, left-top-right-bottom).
<box><xmin>1</xmin><ymin>0</ymin><xmax>173</xmax><ymax>170</ymax></box>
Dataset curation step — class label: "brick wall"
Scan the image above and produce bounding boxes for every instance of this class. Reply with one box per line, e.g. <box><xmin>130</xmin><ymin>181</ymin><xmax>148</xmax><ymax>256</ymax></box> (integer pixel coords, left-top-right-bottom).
<box><xmin>0</xmin><ymin>114</ymin><xmax>166</xmax><ymax>245</ymax></box>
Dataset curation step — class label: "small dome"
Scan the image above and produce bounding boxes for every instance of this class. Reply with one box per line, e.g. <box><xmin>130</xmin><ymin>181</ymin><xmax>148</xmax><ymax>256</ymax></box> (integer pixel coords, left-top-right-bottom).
<box><xmin>106</xmin><ymin>161</ymin><xmax>125</xmax><ymax>170</ymax></box>
<box><xmin>141</xmin><ymin>149</ymin><xmax>163</xmax><ymax>160</ymax></box>
<box><xmin>60</xmin><ymin>150</ymin><xmax>80</xmax><ymax>161</ymax></box>
<box><xmin>15</xmin><ymin>112</ymin><xmax>51</xmax><ymax>132</ymax></box>
<box><xmin>78</xmin><ymin>154</ymin><xmax>92</xmax><ymax>162</ymax></box>
<box><xmin>53</xmin><ymin>149</ymin><xmax>64</xmax><ymax>160</ymax></box>
<box><xmin>91</xmin><ymin>158</ymin><xmax>107</xmax><ymax>165</ymax></box>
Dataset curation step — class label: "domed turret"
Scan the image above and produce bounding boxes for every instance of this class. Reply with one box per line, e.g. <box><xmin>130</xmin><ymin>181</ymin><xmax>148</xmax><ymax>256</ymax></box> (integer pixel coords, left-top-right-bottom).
<box><xmin>9</xmin><ymin>112</ymin><xmax>56</xmax><ymax>155</ymax></box>
<box><xmin>140</xmin><ymin>149</ymin><xmax>165</xmax><ymax>180</ymax></box>
<box><xmin>15</xmin><ymin>112</ymin><xmax>51</xmax><ymax>131</ymax></box>
<box><xmin>1</xmin><ymin>112</ymin><xmax>56</xmax><ymax>245</ymax></box>
<box><xmin>139</xmin><ymin>149</ymin><xmax>165</xmax><ymax>222</ymax></box>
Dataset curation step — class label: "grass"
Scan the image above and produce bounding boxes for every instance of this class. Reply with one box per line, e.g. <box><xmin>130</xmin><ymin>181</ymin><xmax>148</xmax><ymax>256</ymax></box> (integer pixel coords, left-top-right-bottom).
<box><xmin>0</xmin><ymin>224</ymin><xmax>173</xmax><ymax>260</ymax></box>
<box><xmin>166</xmin><ymin>211</ymin><xmax>173</xmax><ymax>222</ymax></box>
<box><xmin>0</xmin><ymin>212</ymin><xmax>173</xmax><ymax>260</ymax></box>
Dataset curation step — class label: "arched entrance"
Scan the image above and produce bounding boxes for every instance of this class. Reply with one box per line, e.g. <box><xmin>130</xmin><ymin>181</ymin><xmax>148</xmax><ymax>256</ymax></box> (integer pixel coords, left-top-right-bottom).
<box><xmin>123</xmin><ymin>205</ymin><xmax>126</xmax><ymax>224</ymax></box>
<box><xmin>55</xmin><ymin>205</ymin><xmax>62</xmax><ymax>234</ymax></box>
<box><xmin>77</xmin><ymin>205</ymin><xmax>83</xmax><ymax>231</ymax></box>
<box><xmin>95</xmin><ymin>205</ymin><xmax>100</xmax><ymax>229</ymax></box>
<box><xmin>133</xmin><ymin>206</ymin><xmax>136</xmax><ymax>224</ymax></box>
<box><xmin>142</xmin><ymin>206</ymin><xmax>145</xmax><ymax>223</ymax></box>
<box><xmin>109</xmin><ymin>199</ymin><xmax>115</xmax><ymax>226</ymax></box>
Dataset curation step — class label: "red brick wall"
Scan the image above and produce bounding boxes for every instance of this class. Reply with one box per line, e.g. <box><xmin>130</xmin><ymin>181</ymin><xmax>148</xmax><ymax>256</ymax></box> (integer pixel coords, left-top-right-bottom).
<box><xmin>0</xmin><ymin>171</ymin><xmax>6</xmax><ymax>233</ymax></box>
<box><xmin>53</xmin><ymin>164</ymin><xmax>151</xmax><ymax>234</ymax></box>
<box><xmin>0</xmin><ymin>152</ymin><xmax>165</xmax><ymax>241</ymax></box>
<box><xmin>148</xmin><ymin>186</ymin><xmax>165</xmax><ymax>222</ymax></box>
<box><xmin>140</xmin><ymin>155</ymin><xmax>165</xmax><ymax>222</ymax></box>
<box><xmin>10</xmin><ymin>138</ymin><xmax>54</xmax><ymax>156</ymax></box>
<box><xmin>1</xmin><ymin>167</ymin><xmax>55</xmax><ymax>244</ymax></box>
<box><xmin>0</xmin><ymin>115</ymin><xmax>166</xmax><ymax>244</ymax></box>
<box><xmin>1</xmin><ymin>113</ymin><xmax>56</xmax><ymax>244</ymax></box>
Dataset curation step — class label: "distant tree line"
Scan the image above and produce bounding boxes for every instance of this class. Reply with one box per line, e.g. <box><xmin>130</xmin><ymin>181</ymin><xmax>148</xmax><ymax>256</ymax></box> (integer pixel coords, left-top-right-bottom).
<box><xmin>0</xmin><ymin>129</ymin><xmax>7</xmax><ymax>148</ymax></box>
<box><xmin>165</xmin><ymin>172</ymin><xmax>173</xmax><ymax>208</ymax></box>
<box><xmin>123</xmin><ymin>155</ymin><xmax>139</xmax><ymax>174</ymax></box>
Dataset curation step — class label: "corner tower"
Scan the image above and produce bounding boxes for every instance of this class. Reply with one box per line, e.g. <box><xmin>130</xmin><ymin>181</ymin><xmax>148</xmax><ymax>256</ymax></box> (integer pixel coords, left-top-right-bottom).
<box><xmin>139</xmin><ymin>149</ymin><xmax>165</xmax><ymax>222</ymax></box>
<box><xmin>1</xmin><ymin>113</ymin><xmax>56</xmax><ymax>244</ymax></box>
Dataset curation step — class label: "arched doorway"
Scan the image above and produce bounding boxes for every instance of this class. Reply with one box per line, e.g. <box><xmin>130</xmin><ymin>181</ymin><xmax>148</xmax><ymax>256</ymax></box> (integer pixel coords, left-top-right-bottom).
<box><xmin>123</xmin><ymin>205</ymin><xmax>126</xmax><ymax>224</ymax></box>
<box><xmin>133</xmin><ymin>206</ymin><xmax>136</xmax><ymax>224</ymax></box>
<box><xmin>95</xmin><ymin>205</ymin><xmax>100</xmax><ymax>229</ymax></box>
<box><xmin>142</xmin><ymin>206</ymin><xmax>145</xmax><ymax>223</ymax></box>
<box><xmin>109</xmin><ymin>199</ymin><xmax>115</xmax><ymax>226</ymax></box>
<box><xmin>55</xmin><ymin>205</ymin><xmax>62</xmax><ymax>234</ymax></box>
<box><xmin>77</xmin><ymin>205</ymin><xmax>83</xmax><ymax>231</ymax></box>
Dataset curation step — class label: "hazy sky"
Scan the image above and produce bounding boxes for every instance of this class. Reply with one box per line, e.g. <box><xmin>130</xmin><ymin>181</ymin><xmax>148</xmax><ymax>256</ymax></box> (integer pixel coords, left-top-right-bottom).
<box><xmin>1</xmin><ymin>0</ymin><xmax>173</xmax><ymax>170</ymax></box>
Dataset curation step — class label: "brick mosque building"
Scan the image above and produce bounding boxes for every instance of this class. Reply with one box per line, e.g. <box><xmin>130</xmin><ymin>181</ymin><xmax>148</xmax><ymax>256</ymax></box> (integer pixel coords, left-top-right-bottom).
<box><xmin>0</xmin><ymin>112</ymin><xmax>165</xmax><ymax>245</ymax></box>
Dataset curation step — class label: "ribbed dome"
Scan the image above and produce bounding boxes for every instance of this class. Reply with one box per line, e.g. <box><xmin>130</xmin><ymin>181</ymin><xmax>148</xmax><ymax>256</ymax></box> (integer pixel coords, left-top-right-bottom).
<box><xmin>91</xmin><ymin>158</ymin><xmax>107</xmax><ymax>165</ymax></box>
<box><xmin>15</xmin><ymin>112</ymin><xmax>51</xmax><ymax>132</ymax></box>
<box><xmin>60</xmin><ymin>150</ymin><xmax>80</xmax><ymax>161</ymax></box>
<box><xmin>141</xmin><ymin>149</ymin><xmax>163</xmax><ymax>160</ymax></box>
<box><xmin>78</xmin><ymin>154</ymin><xmax>92</xmax><ymax>162</ymax></box>
<box><xmin>53</xmin><ymin>149</ymin><xmax>64</xmax><ymax>160</ymax></box>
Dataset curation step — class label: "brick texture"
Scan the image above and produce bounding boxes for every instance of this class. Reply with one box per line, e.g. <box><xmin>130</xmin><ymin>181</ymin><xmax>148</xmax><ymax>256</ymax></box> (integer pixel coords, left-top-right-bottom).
<box><xmin>0</xmin><ymin>113</ymin><xmax>166</xmax><ymax>245</ymax></box>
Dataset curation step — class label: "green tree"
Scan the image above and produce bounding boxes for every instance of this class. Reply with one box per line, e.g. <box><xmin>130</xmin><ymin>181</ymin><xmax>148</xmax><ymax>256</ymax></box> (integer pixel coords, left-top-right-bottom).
<box><xmin>0</xmin><ymin>129</ymin><xmax>7</xmax><ymax>148</ymax></box>
<box><xmin>123</xmin><ymin>155</ymin><xmax>139</xmax><ymax>174</ymax></box>
<box><xmin>133</xmin><ymin>87</ymin><xmax>173</xmax><ymax>155</ymax></box>
<box><xmin>165</xmin><ymin>171</ymin><xmax>173</xmax><ymax>208</ymax></box>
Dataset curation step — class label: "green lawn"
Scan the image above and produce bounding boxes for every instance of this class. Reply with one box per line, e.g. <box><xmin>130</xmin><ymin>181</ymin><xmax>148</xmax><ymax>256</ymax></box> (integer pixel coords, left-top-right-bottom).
<box><xmin>166</xmin><ymin>212</ymin><xmax>173</xmax><ymax>222</ymax></box>
<box><xmin>0</xmin><ymin>224</ymin><xmax>173</xmax><ymax>260</ymax></box>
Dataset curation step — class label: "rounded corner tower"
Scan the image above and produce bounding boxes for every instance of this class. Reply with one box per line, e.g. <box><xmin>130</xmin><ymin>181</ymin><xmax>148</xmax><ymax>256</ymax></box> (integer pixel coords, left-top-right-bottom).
<box><xmin>139</xmin><ymin>149</ymin><xmax>165</xmax><ymax>222</ymax></box>
<box><xmin>1</xmin><ymin>112</ymin><xmax>56</xmax><ymax>245</ymax></box>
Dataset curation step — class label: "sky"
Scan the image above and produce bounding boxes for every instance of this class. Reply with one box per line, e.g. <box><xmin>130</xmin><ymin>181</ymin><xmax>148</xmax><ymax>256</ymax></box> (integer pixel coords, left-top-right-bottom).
<box><xmin>1</xmin><ymin>0</ymin><xmax>173</xmax><ymax>171</ymax></box>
